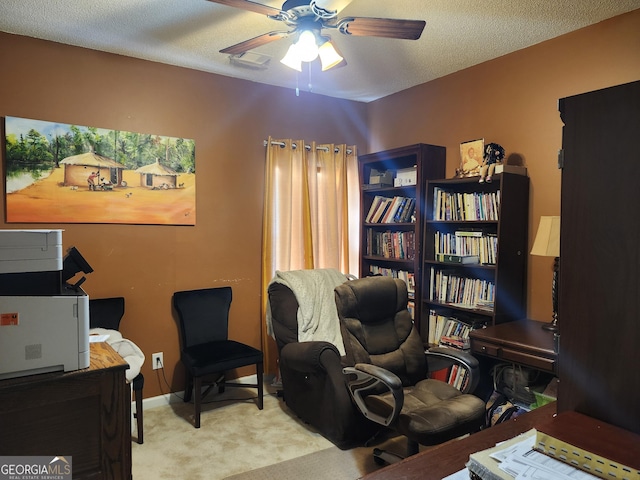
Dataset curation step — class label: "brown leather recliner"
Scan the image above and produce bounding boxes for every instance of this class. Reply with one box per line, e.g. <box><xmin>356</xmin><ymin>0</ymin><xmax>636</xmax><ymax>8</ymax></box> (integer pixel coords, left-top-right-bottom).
<box><xmin>268</xmin><ymin>282</ymin><xmax>380</xmax><ymax>449</ymax></box>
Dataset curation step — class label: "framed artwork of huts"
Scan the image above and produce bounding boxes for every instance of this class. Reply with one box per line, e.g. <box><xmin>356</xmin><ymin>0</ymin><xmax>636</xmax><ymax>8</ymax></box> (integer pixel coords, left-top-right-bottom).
<box><xmin>4</xmin><ymin>116</ymin><xmax>196</xmax><ymax>225</ymax></box>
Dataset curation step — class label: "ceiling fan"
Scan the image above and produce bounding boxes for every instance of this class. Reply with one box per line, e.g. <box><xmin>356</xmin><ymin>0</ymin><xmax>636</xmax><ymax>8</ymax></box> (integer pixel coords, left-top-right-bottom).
<box><xmin>207</xmin><ymin>0</ymin><xmax>426</xmax><ymax>71</ymax></box>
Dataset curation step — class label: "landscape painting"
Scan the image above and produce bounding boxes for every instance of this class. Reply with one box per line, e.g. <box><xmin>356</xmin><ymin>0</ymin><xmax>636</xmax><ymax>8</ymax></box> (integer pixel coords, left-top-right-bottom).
<box><xmin>4</xmin><ymin>116</ymin><xmax>196</xmax><ymax>225</ymax></box>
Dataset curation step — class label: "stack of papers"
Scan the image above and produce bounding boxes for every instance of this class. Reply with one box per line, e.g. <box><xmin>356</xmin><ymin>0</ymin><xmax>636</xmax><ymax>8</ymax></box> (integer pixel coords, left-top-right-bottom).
<box><xmin>465</xmin><ymin>429</ymin><xmax>599</xmax><ymax>480</ymax></box>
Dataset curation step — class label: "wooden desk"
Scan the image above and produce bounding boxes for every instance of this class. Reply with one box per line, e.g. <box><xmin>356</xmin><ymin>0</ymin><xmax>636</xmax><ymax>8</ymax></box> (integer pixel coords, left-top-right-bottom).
<box><xmin>0</xmin><ymin>342</ymin><xmax>132</xmax><ymax>480</ymax></box>
<box><xmin>362</xmin><ymin>402</ymin><xmax>557</xmax><ymax>480</ymax></box>
<box><xmin>470</xmin><ymin>319</ymin><xmax>557</xmax><ymax>374</ymax></box>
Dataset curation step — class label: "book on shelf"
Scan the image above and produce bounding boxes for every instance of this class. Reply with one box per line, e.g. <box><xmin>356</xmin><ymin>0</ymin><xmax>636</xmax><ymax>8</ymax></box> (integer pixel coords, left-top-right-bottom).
<box><xmin>436</xmin><ymin>253</ymin><xmax>480</xmax><ymax>264</ymax></box>
<box><xmin>455</xmin><ymin>230</ymin><xmax>484</xmax><ymax>237</ymax></box>
<box><xmin>407</xmin><ymin>300</ymin><xmax>415</xmax><ymax>319</ymax></box>
<box><xmin>381</xmin><ymin>196</ymin><xmax>402</xmax><ymax>223</ymax></box>
<box><xmin>428</xmin><ymin>361</ymin><xmax>469</xmax><ymax>391</ymax></box>
<box><xmin>365</xmin><ymin>195</ymin><xmax>386</xmax><ymax>223</ymax></box>
<box><xmin>434</xmin><ymin>230</ymin><xmax>497</xmax><ymax>265</ymax></box>
<box><xmin>366</xmin><ymin>196</ymin><xmax>416</xmax><ymax>224</ymax></box>
<box><xmin>533</xmin><ymin>411</ymin><xmax>640</xmax><ymax>480</ymax></box>
<box><xmin>432</xmin><ymin>187</ymin><xmax>501</xmax><ymax>221</ymax></box>
<box><xmin>439</xmin><ymin>334</ymin><xmax>470</xmax><ymax>350</ymax></box>
<box><xmin>427</xmin><ymin>310</ymin><xmax>483</xmax><ymax>347</ymax></box>
<box><xmin>428</xmin><ymin>267</ymin><xmax>495</xmax><ymax>310</ymax></box>
<box><xmin>368</xmin><ymin>269</ymin><xmax>414</xmax><ymax>298</ymax></box>
<box><xmin>390</xmin><ymin>197</ymin><xmax>407</xmax><ymax>223</ymax></box>
<box><xmin>371</xmin><ymin>197</ymin><xmax>392</xmax><ymax>223</ymax></box>
<box><xmin>367</xmin><ymin>230</ymin><xmax>415</xmax><ymax>259</ymax></box>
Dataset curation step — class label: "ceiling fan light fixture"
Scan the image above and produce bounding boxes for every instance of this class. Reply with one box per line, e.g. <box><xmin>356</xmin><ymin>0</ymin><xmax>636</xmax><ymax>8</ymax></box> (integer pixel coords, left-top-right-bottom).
<box><xmin>280</xmin><ymin>43</ymin><xmax>303</xmax><ymax>71</ymax></box>
<box><xmin>296</xmin><ymin>29</ymin><xmax>319</xmax><ymax>62</ymax></box>
<box><xmin>318</xmin><ymin>39</ymin><xmax>343</xmax><ymax>71</ymax></box>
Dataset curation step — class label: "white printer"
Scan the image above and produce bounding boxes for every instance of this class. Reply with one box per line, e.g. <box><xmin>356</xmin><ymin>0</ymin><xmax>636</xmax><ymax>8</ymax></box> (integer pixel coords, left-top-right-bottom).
<box><xmin>0</xmin><ymin>229</ymin><xmax>92</xmax><ymax>380</ymax></box>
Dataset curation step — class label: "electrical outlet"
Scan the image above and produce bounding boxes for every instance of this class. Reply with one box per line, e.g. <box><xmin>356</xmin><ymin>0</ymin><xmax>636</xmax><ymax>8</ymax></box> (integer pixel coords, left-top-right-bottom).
<box><xmin>152</xmin><ymin>352</ymin><xmax>163</xmax><ymax>370</ymax></box>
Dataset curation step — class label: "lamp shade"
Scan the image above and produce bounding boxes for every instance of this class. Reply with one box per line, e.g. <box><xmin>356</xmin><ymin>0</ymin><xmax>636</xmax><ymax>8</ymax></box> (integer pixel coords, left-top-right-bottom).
<box><xmin>280</xmin><ymin>44</ymin><xmax>302</xmax><ymax>71</ymax></box>
<box><xmin>530</xmin><ymin>216</ymin><xmax>561</xmax><ymax>257</ymax></box>
<box><xmin>318</xmin><ymin>40</ymin><xmax>343</xmax><ymax>71</ymax></box>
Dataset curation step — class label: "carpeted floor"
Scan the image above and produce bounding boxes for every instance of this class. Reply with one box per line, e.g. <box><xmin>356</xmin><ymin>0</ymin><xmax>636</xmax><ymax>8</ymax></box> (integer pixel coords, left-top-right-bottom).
<box><xmin>132</xmin><ymin>383</ymin><xmax>407</xmax><ymax>480</ymax></box>
<box><xmin>224</xmin><ymin>444</ymin><xmax>374</xmax><ymax>480</ymax></box>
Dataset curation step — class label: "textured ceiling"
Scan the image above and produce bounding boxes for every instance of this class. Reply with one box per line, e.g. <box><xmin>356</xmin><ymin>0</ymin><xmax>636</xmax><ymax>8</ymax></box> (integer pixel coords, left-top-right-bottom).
<box><xmin>1</xmin><ymin>0</ymin><xmax>639</xmax><ymax>102</ymax></box>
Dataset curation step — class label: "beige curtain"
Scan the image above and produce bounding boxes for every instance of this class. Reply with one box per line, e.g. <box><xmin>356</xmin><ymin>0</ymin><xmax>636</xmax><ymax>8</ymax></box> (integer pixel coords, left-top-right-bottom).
<box><xmin>261</xmin><ymin>137</ymin><xmax>359</xmax><ymax>373</ymax></box>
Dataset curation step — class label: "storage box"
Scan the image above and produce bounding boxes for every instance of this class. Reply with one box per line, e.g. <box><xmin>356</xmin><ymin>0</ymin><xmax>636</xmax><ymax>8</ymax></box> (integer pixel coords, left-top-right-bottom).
<box><xmin>369</xmin><ymin>169</ymin><xmax>393</xmax><ymax>187</ymax></box>
<box><xmin>0</xmin><ymin>229</ymin><xmax>63</xmax><ymax>274</ymax></box>
<box><xmin>495</xmin><ymin>164</ymin><xmax>527</xmax><ymax>176</ymax></box>
<box><xmin>394</xmin><ymin>166</ymin><xmax>417</xmax><ymax>186</ymax></box>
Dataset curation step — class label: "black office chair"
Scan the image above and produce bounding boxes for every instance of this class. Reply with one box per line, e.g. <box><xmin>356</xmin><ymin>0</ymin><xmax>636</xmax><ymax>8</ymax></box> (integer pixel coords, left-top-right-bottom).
<box><xmin>89</xmin><ymin>296</ymin><xmax>145</xmax><ymax>444</ymax></box>
<box><xmin>173</xmin><ymin>286</ymin><xmax>264</xmax><ymax>428</ymax></box>
<box><xmin>335</xmin><ymin>276</ymin><xmax>486</xmax><ymax>464</ymax></box>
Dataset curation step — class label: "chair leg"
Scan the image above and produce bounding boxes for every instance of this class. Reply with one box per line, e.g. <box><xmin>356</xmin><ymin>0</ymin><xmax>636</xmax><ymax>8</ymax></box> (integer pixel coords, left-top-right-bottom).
<box><xmin>194</xmin><ymin>376</ymin><xmax>202</xmax><ymax>428</ymax></box>
<box><xmin>134</xmin><ymin>387</ymin><xmax>144</xmax><ymax>444</ymax></box>
<box><xmin>184</xmin><ymin>373</ymin><xmax>193</xmax><ymax>403</ymax></box>
<box><xmin>257</xmin><ymin>362</ymin><xmax>264</xmax><ymax>410</ymax></box>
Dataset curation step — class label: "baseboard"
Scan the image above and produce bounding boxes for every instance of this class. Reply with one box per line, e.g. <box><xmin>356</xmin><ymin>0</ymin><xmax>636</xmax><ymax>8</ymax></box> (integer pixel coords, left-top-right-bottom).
<box><xmin>137</xmin><ymin>373</ymin><xmax>275</xmax><ymax>411</ymax></box>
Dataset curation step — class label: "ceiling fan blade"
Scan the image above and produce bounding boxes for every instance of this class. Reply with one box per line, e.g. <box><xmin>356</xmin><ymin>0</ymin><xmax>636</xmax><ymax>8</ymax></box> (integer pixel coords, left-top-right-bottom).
<box><xmin>206</xmin><ymin>0</ymin><xmax>284</xmax><ymax>17</ymax></box>
<box><xmin>336</xmin><ymin>17</ymin><xmax>426</xmax><ymax>40</ymax></box>
<box><xmin>220</xmin><ymin>31</ymin><xmax>290</xmax><ymax>55</ymax></box>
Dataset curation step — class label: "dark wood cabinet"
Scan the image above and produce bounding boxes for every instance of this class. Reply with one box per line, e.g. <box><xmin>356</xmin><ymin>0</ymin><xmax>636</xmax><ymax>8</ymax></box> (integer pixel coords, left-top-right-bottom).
<box><xmin>0</xmin><ymin>342</ymin><xmax>132</xmax><ymax>479</ymax></box>
<box><xmin>421</xmin><ymin>173</ymin><xmax>529</xmax><ymax>344</ymax></box>
<box><xmin>557</xmin><ymin>80</ymin><xmax>640</xmax><ymax>435</ymax></box>
<box><xmin>358</xmin><ymin>144</ymin><xmax>445</xmax><ymax>327</ymax></box>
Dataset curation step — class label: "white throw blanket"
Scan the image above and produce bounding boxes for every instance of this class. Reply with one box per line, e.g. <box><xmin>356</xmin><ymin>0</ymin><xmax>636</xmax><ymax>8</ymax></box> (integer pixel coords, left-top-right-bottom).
<box><xmin>267</xmin><ymin>269</ymin><xmax>350</xmax><ymax>356</ymax></box>
<box><xmin>89</xmin><ymin>328</ymin><xmax>145</xmax><ymax>383</ymax></box>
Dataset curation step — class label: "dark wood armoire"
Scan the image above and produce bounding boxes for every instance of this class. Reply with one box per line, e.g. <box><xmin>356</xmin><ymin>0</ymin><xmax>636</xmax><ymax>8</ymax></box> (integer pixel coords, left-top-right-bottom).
<box><xmin>557</xmin><ymin>80</ymin><xmax>640</xmax><ymax>434</ymax></box>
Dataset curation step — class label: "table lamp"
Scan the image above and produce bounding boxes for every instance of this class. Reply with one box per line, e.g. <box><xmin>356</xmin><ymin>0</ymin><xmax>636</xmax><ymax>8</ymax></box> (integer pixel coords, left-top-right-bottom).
<box><xmin>530</xmin><ymin>216</ymin><xmax>560</xmax><ymax>332</ymax></box>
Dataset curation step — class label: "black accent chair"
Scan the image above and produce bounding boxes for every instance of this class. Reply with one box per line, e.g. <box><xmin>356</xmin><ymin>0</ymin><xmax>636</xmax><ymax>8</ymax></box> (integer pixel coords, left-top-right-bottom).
<box><xmin>335</xmin><ymin>276</ymin><xmax>486</xmax><ymax>464</ymax></box>
<box><xmin>173</xmin><ymin>286</ymin><xmax>264</xmax><ymax>428</ymax></box>
<box><xmin>89</xmin><ymin>296</ymin><xmax>145</xmax><ymax>444</ymax></box>
<box><xmin>268</xmin><ymin>281</ymin><xmax>381</xmax><ymax>449</ymax></box>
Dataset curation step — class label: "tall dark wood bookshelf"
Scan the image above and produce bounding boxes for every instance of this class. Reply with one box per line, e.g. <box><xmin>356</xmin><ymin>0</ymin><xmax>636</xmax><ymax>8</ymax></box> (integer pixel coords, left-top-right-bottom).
<box><xmin>421</xmin><ymin>173</ymin><xmax>529</xmax><ymax>345</ymax></box>
<box><xmin>358</xmin><ymin>144</ymin><xmax>446</xmax><ymax>328</ymax></box>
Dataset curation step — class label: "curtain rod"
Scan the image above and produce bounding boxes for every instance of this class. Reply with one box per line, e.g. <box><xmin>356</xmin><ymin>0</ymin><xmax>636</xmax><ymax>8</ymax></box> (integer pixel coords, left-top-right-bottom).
<box><xmin>263</xmin><ymin>140</ymin><xmax>352</xmax><ymax>155</ymax></box>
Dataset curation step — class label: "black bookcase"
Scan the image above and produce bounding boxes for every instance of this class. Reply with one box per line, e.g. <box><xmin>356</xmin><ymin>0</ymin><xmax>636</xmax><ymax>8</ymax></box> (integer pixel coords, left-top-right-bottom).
<box><xmin>358</xmin><ymin>144</ymin><xmax>445</xmax><ymax>327</ymax></box>
<box><xmin>421</xmin><ymin>173</ymin><xmax>529</xmax><ymax>345</ymax></box>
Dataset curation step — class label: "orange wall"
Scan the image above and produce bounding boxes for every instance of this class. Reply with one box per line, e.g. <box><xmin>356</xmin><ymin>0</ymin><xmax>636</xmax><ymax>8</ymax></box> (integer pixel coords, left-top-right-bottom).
<box><xmin>0</xmin><ymin>33</ymin><xmax>367</xmax><ymax>397</ymax></box>
<box><xmin>1</xmin><ymin>10</ymin><xmax>639</xmax><ymax>398</ymax></box>
<box><xmin>366</xmin><ymin>9</ymin><xmax>640</xmax><ymax>323</ymax></box>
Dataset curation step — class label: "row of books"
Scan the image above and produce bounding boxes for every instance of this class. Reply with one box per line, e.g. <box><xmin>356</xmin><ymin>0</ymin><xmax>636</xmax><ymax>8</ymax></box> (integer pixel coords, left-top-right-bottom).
<box><xmin>427</xmin><ymin>310</ymin><xmax>483</xmax><ymax>347</ymax></box>
<box><xmin>365</xmin><ymin>229</ymin><xmax>415</xmax><ymax>260</ymax></box>
<box><xmin>365</xmin><ymin>195</ymin><xmax>416</xmax><ymax>224</ymax></box>
<box><xmin>431</xmin><ymin>363</ymin><xmax>470</xmax><ymax>391</ymax></box>
<box><xmin>427</xmin><ymin>267</ymin><xmax>495</xmax><ymax>310</ymax></box>
<box><xmin>433</xmin><ymin>188</ymin><xmax>501</xmax><ymax>221</ymax></box>
<box><xmin>368</xmin><ymin>267</ymin><xmax>415</xmax><ymax>296</ymax></box>
<box><xmin>433</xmin><ymin>230</ymin><xmax>498</xmax><ymax>265</ymax></box>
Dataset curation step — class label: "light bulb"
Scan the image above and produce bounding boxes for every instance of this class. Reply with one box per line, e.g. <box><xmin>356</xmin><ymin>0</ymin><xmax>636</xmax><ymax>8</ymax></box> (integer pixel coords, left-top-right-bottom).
<box><xmin>296</xmin><ymin>30</ymin><xmax>319</xmax><ymax>62</ymax></box>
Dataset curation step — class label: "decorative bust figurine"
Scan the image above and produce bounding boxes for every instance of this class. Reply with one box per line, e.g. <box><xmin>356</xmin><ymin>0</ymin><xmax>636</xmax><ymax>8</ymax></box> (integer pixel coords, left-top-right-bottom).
<box><xmin>479</xmin><ymin>143</ymin><xmax>506</xmax><ymax>183</ymax></box>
